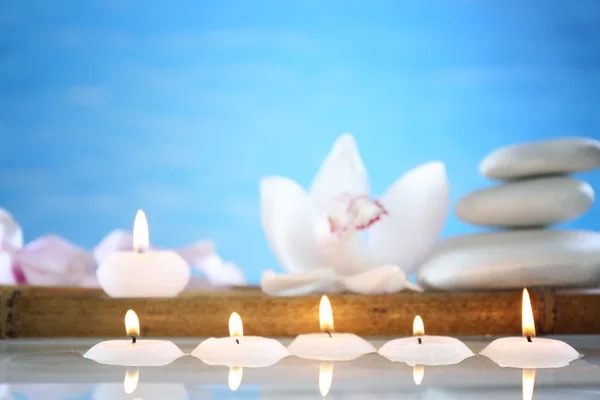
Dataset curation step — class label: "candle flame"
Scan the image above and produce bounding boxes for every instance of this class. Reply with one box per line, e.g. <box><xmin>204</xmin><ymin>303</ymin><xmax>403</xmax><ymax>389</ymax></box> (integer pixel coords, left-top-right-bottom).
<box><xmin>229</xmin><ymin>312</ymin><xmax>243</xmax><ymax>337</ymax></box>
<box><xmin>522</xmin><ymin>289</ymin><xmax>536</xmax><ymax>338</ymax></box>
<box><xmin>319</xmin><ymin>295</ymin><xmax>334</xmax><ymax>333</ymax></box>
<box><xmin>522</xmin><ymin>369</ymin><xmax>536</xmax><ymax>400</ymax></box>
<box><xmin>132</xmin><ymin>209</ymin><xmax>150</xmax><ymax>252</ymax></box>
<box><xmin>228</xmin><ymin>366</ymin><xmax>243</xmax><ymax>391</ymax></box>
<box><xmin>123</xmin><ymin>369</ymin><xmax>140</xmax><ymax>394</ymax></box>
<box><xmin>413</xmin><ymin>315</ymin><xmax>425</xmax><ymax>336</ymax></box>
<box><xmin>413</xmin><ymin>366</ymin><xmax>425</xmax><ymax>385</ymax></box>
<box><xmin>125</xmin><ymin>310</ymin><xmax>140</xmax><ymax>337</ymax></box>
<box><xmin>319</xmin><ymin>362</ymin><xmax>334</xmax><ymax>397</ymax></box>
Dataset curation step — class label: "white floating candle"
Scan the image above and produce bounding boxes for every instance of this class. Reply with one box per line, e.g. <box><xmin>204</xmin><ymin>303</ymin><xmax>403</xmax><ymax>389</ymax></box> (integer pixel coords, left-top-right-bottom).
<box><xmin>480</xmin><ymin>289</ymin><xmax>581</xmax><ymax>368</ymax></box>
<box><xmin>287</xmin><ymin>295</ymin><xmax>376</xmax><ymax>361</ymax></box>
<box><xmin>84</xmin><ymin>310</ymin><xmax>184</xmax><ymax>366</ymax></box>
<box><xmin>378</xmin><ymin>315</ymin><xmax>474</xmax><ymax>366</ymax></box>
<box><xmin>96</xmin><ymin>210</ymin><xmax>190</xmax><ymax>297</ymax></box>
<box><xmin>191</xmin><ymin>312</ymin><xmax>290</xmax><ymax>367</ymax></box>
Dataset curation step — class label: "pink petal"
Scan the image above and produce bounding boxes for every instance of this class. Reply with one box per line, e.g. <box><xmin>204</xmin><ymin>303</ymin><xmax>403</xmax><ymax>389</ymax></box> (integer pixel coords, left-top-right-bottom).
<box><xmin>309</xmin><ymin>134</ymin><xmax>370</xmax><ymax>210</ymax></box>
<box><xmin>176</xmin><ymin>240</ymin><xmax>215</xmax><ymax>267</ymax></box>
<box><xmin>368</xmin><ymin>161</ymin><xmax>450</xmax><ymax>273</ymax></box>
<box><xmin>16</xmin><ymin>235</ymin><xmax>95</xmax><ymax>286</ymax></box>
<box><xmin>0</xmin><ymin>252</ymin><xmax>17</xmax><ymax>285</ymax></box>
<box><xmin>0</xmin><ymin>208</ymin><xmax>23</xmax><ymax>250</ymax></box>
<box><xmin>196</xmin><ymin>253</ymin><xmax>246</xmax><ymax>286</ymax></box>
<box><xmin>185</xmin><ymin>276</ymin><xmax>215</xmax><ymax>290</ymax></box>
<box><xmin>260</xmin><ymin>176</ymin><xmax>323</xmax><ymax>274</ymax></box>
<box><xmin>93</xmin><ymin>230</ymin><xmax>132</xmax><ymax>264</ymax></box>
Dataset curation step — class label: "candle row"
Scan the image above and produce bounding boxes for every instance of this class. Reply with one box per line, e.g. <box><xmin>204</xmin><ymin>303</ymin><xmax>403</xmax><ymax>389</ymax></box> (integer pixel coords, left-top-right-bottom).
<box><xmin>84</xmin><ymin>290</ymin><xmax>581</xmax><ymax>370</ymax></box>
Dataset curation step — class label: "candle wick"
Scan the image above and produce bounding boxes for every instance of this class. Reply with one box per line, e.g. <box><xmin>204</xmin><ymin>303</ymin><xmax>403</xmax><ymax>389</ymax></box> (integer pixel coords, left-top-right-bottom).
<box><xmin>131</xmin><ymin>336</ymin><xmax>137</xmax><ymax>344</ymax></box>
<box><xmin>417</xmin><ymin>337</ymin><xmax>422</xmax><ymax>345</ymax></box>
<box><xmin>527</xmin><ymin>335</ymin><xmax>532</xmax><ymax>343</ymax></box>
<box><xmin>235</xmin><ymin>338</ymin><xmax>240</xmax><ymax>344</ymax></box>
<box><xmin>325</xmin><ymin>331</ymin><xmax>332</xmax><ymax>338</ymax></box>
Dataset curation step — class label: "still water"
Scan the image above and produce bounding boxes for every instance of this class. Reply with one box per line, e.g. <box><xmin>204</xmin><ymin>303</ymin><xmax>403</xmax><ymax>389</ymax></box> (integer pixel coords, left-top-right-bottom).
<box><xmin>1</xmin><ymin>337</ymin><xmax>600</xmax><ymax>399</ymax></box>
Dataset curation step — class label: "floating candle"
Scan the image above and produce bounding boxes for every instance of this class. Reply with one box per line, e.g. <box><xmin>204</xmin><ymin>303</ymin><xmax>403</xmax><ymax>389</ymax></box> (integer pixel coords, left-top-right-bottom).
<box><xmin>84</xmin><ymin>310</ymin><xmax>184</xmax><ymax>366</ymax></box>
<box><xmin>191</xmin><ymin>312</ymin><xmax>289</xmax><ymax>367</ymax></box>
<box><xmin>96</xmin><ymin>209</ymin><xmax>190</xmax><ymax>297</ymax></box>
<box><xmin>287</xmin><ymin>295</ymin><xmax>376</xmax><ymax>361</ymax></box>
<box><xmin>480</xmin><ymin>289</ymin><xmax>581</xmax><ymax>368</ymax></box>
<box><xmin>378</xmin><ymin>315</ymin><xmax>474</xmax><ymax>366</ymax></box>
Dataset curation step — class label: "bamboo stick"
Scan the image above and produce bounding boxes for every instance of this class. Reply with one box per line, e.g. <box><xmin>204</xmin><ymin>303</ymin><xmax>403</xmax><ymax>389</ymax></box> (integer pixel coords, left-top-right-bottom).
<box><xmin>1</xmin><ymin>286</ymin><xmax>599</xmax><ymax>338</ymax></box>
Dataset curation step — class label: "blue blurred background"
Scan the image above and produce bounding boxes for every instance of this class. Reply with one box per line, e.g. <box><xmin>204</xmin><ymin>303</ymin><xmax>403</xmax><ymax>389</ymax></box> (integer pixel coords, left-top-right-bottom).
<box><xmin>0</xmin><ymin>0</ymin><xmax>599</xmax><ymax>283</ymax></box>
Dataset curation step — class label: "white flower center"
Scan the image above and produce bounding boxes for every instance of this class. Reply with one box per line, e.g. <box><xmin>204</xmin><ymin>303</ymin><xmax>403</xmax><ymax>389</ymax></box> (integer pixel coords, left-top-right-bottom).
<box><xmin>326</xmin><ymin>194</ymin><xmax>388</xmax><ymax>238</ymax></box>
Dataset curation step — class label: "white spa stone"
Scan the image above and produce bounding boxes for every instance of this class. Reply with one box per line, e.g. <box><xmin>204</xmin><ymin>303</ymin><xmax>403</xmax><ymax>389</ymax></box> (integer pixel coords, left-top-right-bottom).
<box><xmin>417</xmin><ymin>230</ymin><xmax>600</xmax><ymax>290</ymax></box>
<box><xmin>480</xmin><ymin>337</ymin><xmax>581</xmax><ymax>369</ymax></box>
<box><xmin>378</xmin><ymin>335</ymin><xmax>474</xmax><ymax>366</ymax></box>
<box><xmin>191</xmin><ymin>336</ymin><xmax>290</xmax><ymax>368</ymax></box>
<box><xmin>83</xmin><ymin>339</ymin><xmax>184</xmax><ymax>367</ymax></box>
<box><xmin>287</xmin><ymin>333</ymin><xmax>377</xmax><ymax>361</ymax></box>
<box><xmin>480</xmin><ymin>137</ymin><xmax>600</xmax><ymax>180</ymax></box>
<box><xmin>455</xmin><ymin>177</ymin><xmax>594</xmax><ymax>227</ymax></box>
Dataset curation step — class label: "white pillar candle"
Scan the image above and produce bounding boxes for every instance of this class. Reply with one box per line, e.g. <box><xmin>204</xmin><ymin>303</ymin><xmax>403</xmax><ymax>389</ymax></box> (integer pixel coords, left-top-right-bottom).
<box><xmin>378</xmin><ymin>315</ymin><xmax>474</xmax><ymax>366</ymax></box>
<box><xmin>480</xmin><ymin>289</ymin><xmax>581</xmax><ymax>369</ymax></box>
<box><xmin>191</xmin><ymin>312</ymin><xmax>290</xmax><ymax>368</ymax></box>
<box><xmin>287</xmin><ymin>295</ymin><xmax>376</xmax><ymax>361</ymax></box>
<box><xmin>96</xmin><ymin>210</ymin><xmax>190</xmax><ymax>297</ymax></box>
<box><xmin>92</xmin><ymin>369</ymin><xmax>188</xmax><ymax>400</ymax></box>
<box><xmin>84</xmin><ymin>310</ymin><xmax>184</xmax><ymax>366</ymax></box>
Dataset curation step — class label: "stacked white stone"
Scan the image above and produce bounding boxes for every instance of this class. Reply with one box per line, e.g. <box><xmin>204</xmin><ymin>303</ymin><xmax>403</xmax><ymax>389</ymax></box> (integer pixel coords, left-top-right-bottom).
<box><xmin>417</xmin><ymin>138</ymin><xmax>600</xmax><ymax>291</ymax></box>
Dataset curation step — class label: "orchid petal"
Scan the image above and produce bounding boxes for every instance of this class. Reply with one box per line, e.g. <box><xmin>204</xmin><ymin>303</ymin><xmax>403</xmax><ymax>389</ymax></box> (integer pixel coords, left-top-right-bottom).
<box><xmin>0</xmin><ymin>208</ymin><xmax>23</xmax><ymax>250</ymax></box>
<box><xmin>93</xmin><ymin>230</ymin><xmax>132</xmax><ymax>264</ymax></box>
<box><xmin>368</xmin><ymin>161</ymin><xmax>450</xmax><ymax>274</ymax></box>
<box><xmin>0</xmin><ymin>252</ymin><xmax>17</xmax><ymax>285</ymax></box>
<box><xmin>79</xmin><ymin>274</ymin><xmax>100</xmax><ymax>288</ymax></box>
<box><xmin>260</xmin><ymin>176</ymin><xmax>323</xmax><ymax>274</ymax></box>
<box><xmin>16</xmin><ymin>235</ymin><xmax>95</xmax><ymax>286</ymax></box>
<box><xmin>196</xmin><ymin>253</ymin><xmax>246</xmax><ymax>286</ymax></box>
<box><xmin>176</xmin><ymin>240</ymin><xmax>215</xmax><ymax>267</ymax></box>
<box><xmin>185</xmin><ymin>276</ymin><xmax>215</xmax><ymax>290</ymax></box>
<box><xmin>260</xmin><ymin>268</ymin><xmax>343</xmax><ymax>296</ymax></box>
<box><xmin>341</xmin><ymin>265</ymin><xmax>423</xmax><ymax>294</ymax></box>
<box><xmin>309</xmin><ymin>134</ymin><xmax>370</xmax><ymax>209</ymax></box>
<box><xmin>313</xmin><ymin>214</ymin><xmax>375</xmax><ymax>275</ymax></box>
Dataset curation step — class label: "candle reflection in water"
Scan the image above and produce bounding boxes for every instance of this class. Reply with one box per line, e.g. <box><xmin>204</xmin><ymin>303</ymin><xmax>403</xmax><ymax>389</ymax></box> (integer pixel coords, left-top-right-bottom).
<box><xmin>123</xmin><ymin>369</ymin><xmax>139</xmax><ymax>395</ymax></box>
<box><xmin>319</xmin><ymin>363</ymin><xmax>334</xmax><ymax>397</ymax></box>
<box><xmin>228</xmin><ymin>366</ymin><xmax>243</xmax><ymax>391</ymax></box>
<box><xmin>412</xmin><ymin>365</ymin><xmax>425</xmax><ymax>386</ymax></box>
<box><xmin>522</xmin><ymin>369</ymin><xmax>536</xmax><ymax>400</ymax></box>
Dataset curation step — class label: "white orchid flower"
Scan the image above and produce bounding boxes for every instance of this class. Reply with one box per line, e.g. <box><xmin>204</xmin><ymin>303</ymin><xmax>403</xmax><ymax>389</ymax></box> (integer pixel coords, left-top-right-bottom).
<box><xmin>260</xmin><ymin>133</ymin><xmax>450</xmax><ymax>295</ymax></box>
